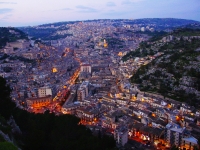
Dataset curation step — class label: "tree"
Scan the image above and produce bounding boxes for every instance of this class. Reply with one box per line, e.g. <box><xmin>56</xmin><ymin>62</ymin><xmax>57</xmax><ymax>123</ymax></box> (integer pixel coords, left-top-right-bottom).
<box><xmin>0</xmin><ymin>142</ymin><xmax>18</xmax><ymax>150</ymax></box>
<box><xmin>170</xmin><ymin>145</ymin><xmax>179</xmax><ymax>150</ymax></box>
<box><xmin>197</xmin><ymin>136</ymin><xmax>200</xmax><ymax>150</ymax></box>
<box><xmin>0</xmin><ymin>77</ymin><xmax>15</xmax><ymax>119</ymax></box>
<box><xmin>193</xmin><ymin>146</ymin><xmax>198</xmax><ymax>150</ymax></box>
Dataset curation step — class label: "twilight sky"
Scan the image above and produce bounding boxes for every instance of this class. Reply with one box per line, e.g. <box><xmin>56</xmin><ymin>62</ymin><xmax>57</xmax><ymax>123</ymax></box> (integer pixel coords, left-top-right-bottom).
<box><xmin>0</xmin><ymin>0</ymin><xmax>200</xmax><ymax>27</ymax></box>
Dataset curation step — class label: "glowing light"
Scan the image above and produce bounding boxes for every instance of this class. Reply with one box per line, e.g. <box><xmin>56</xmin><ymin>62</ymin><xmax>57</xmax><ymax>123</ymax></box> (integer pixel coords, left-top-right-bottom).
<box><xmin>132</xmin><ymin>96</ymin><xmax>136</xmax><ymax>100</ymax></box>
<box><xmin>118</xmin><ymin>52</ymin><xmax>123</xmax><ymax>56</ymax></box>
<box><xmin>167</xmin><ymin>104</ymin><xmax>172</xmax><ymax>108</ymax></box>
<box><xmin>52</xmin><ymin>68</ymin><xmax>58</xmax><ymax>73</ymax></box>
<box><xmin>104</xmin><ymin>43</ymin><xmax>108</xmax><ymax>48</ymax></box>
<box><xmin>176</xmin><ymin>116</ymin><xmax>180</xmax><ymax>121</ymax></box>
<box><xmin>104</xmin><ymin>39</ymin><xmax>108</xmax><ymax>48</ymax></box>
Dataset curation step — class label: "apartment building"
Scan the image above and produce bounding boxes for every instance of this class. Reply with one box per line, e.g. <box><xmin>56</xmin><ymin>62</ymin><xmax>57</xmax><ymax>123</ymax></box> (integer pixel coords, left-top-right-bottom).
<box><xmin>77</xmin><ymin>81</ymin><xmax>89</xmax><ymax>101</ymax></box>
<box><xmin>114</xmin><ymin>126</ymin><xmax>128</xmax><ymax>146</ymax></box>
<box><xmin>38</xmin><ymin>87</ymin><xmax>52</xmax><ymax>98</ymax></box>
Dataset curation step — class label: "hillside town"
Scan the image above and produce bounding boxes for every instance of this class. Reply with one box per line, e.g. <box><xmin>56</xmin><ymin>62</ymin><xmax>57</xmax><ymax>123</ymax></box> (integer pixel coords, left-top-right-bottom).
<box><xmin>0</xmin><ymin>20</ymin><xmax>200</xmax><ymax>150</ymax></box>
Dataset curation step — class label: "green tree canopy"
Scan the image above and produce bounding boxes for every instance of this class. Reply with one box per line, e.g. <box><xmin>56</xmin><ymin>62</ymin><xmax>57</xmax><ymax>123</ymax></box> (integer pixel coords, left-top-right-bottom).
<box><xmin>0</xmin><ymin>142</ymin><xmax>18</xmax><ymax>150</ymax></box>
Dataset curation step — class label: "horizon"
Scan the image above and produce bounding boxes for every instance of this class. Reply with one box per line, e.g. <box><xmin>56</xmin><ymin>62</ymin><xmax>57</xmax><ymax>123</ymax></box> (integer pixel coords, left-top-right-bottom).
<box><xmin>0</xmin><ymin>0</ymin><xmax>200</xmax><ymax>27</ymax></box>
<box><xmin>18</xmin><ymin>17</ymin><xmax>200</xmax><ymax>28</ymax></box>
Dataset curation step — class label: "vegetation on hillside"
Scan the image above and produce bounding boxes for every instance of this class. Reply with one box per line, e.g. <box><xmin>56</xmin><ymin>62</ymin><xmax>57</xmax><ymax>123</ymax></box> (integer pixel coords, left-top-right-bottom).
<box><xmin>19</xmin><ymin>27</ymin><xmax>72</xmax><ymax>41</ymax></box>
<box><xmin>0</xmin><ymin>142</ymin><xmax>18</xmax><ymax>150</ymax></box>
<box><xmin>135</xmin><ymin>31</ymin><xmax>168</xmax><ymax>42</ymax></box>
<box><xmin>122</xmin><ymin>28</ymin><xmax>200</xmax><ymax>61</ymax></box>
<box><xmin>173</xmin><ymin>28</ymin><xmax>200</xmax><ymax>36</ymax></box>
<box><xmin>114</xmin><ymin>18</ymin><xmax>199</xmax><ymax>30</ymax></box>
<box><xmin>0</xmin><ymin>28</ymin><xmax>28</xmax><ymax>48</ymax></box>
<box><xmin>124</xmin><ymin>18</ymin><xmax>198</xmax><ymax>27</ymax></box>
<box><xmin>122</xmin><ymin>41</ymin><xmax>153</xmax><ymax>61</ymax></box>
<box><xmin>105</xmin><ymin>36</ymin><xmax>124</xmax><ymax>49</ymax></box>
<box><xmin>0</xmin><ymin>54</ymin><xmax>36</xmax><ymax>67</ymax></box>
<box><xmin>129</xmin><ymin>29</ymin><xmax>200</xmax><ymax>107</ymax></box>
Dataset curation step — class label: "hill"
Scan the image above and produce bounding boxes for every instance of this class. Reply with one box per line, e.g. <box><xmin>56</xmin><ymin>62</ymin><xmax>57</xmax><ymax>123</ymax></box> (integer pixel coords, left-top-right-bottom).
<box><xmin>125</xmin><ymin>28</ymin><xmax>200</xmax><ymax>107</ymax></box>
<box><xmin>18</xmin><ymin>23</ymin><xmax>73</xmax><ymax>40</ymax></box>
<box><xmin>0</xmin><ymin>27</ymin><xmax>28</xmax><ymax>48</ymax></box>
<box><xmin>18</xmin><ymin>18</ymin><xmax>199</xmax><ymax>41</ymax></box>
<box><xmin>126</xmin><ymin>18</ymin><xmax>198</xmax><ymax>25</ymax></box>
<box><xmin>122</xmin><ymin>28</ymin><xmax>200</xmax><ymax>61</ymax></box>
<box><xmin>114</xmin><ymin>18</ymin><xmax>199</xmax><ymax>30</ymax></box>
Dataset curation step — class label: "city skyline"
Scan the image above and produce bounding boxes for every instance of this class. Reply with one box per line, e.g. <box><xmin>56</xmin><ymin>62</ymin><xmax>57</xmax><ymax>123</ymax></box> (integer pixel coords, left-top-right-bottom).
<box><xmin>0</xmin><ymin>0</ymin><xmax>200</xmax><ymax>27</ymax></box>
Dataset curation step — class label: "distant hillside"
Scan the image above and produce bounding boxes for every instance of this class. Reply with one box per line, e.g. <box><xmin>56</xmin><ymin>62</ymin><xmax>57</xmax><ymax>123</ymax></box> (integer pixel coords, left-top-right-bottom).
<box><xmin>38</xmin><ymin>21</ymin><xmax>77</xmax><ymax>27</ymax></box>
<box><xmin>122</xmin><ymin>28</ymin><xmax>200</xmax><ymax>61</ymax></box>
<box><xmin>21</xmin><ymin>18</ymin><xmax>200</xmax><ymax>28</ymax></box>
<box><xmin>0</xmin><ymin>27</ymin><xmax>28</xmax><ymax>48</ymax></box>
<box><xmin>18</xmin><ymin>23</ymin><xmax>73</xmax><ymax>40</ymax></box>
<box><xmin>181</xmin><ymin>22</ymin><xmax>200</xmax><ymax>29</ymax></box>
<box><xmin>114</xmin><ymin>18</ymin><xmax>199</xmax><ymax>30</ymax></box>
<box><xmin>18</xmin><ymin>18</ymin><xmax>199</xmax><ymax>41</ymax></box>
<box><xmin>127</xmin><ymin>28</ymin><xmax>200</xmax><ymax>107</ymax></box>
<box><xmin>124</xmin><ymin>18</ymin><xmax>198</xmax><ymax>26</ymax></box>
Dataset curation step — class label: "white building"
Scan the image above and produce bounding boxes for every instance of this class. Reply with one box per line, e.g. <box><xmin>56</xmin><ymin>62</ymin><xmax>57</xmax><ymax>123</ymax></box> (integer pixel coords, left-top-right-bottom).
<box><xmin>3</xmin><ymin>46</ymin><xmax>14</xmax><ymax>54</ymax></box>
<box><xmin>38</xmin><ymin>87</ymin><xmax>52</xmax><ymax>98</ymax></box>
<box><xmin>77</xmin><ymin>81</ymin><xmax>89</xmax><ymax>101</ymax></box>
<box><xmin>182</xmin><ymin>136</ymin><xmax>198</xmax><ymax>150</ymax></box>
<box><xmin>114</xmin><ymin>126</ymin><xmax>128</xmax><ymax>146</ymax></box>
<box><xmin>141</xmin><ymin>27</ymin><xmax>146</xmax><ymax>32</ymax></box>
<box><xmin>7</xmin><ymin>41</ymin><xmax>30</xmax><ymax>49</ymax></box>
<box><xmin>165</xmin><ymin>123</ymin><xmax>192</xmax><ymax>148</ymax></box>
<box><xmin>80</xmin><ymin>64</ymin><xmax>92</xmax><ymax>73</ymax></box>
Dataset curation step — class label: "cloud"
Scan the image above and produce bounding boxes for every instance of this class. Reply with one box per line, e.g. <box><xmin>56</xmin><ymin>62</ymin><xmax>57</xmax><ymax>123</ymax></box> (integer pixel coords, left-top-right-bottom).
<box><xmin>122</xmin><ymin>0</ymin><xmax>131</xmax><ymax>5</ymax></box>
<box><xmin>1</xmin><ymin>14</ymin><xmax>12</xmax><ymax>20</ymax></box>
<box><xmin>122</xmin><ymin>0</ymin><xmax>144</xmax><ymax>5</ymax></box>
<box><xmin>53</xmin><ymin>8</ymin><xmax>71</xmax><ymax>11</ymax></box>
<box><xmin>61</xmin><ymin>8</ymin><xmax>71</xmax><ymax>11</ymax></box>
<box><xmin>76</xmin><ymin>5</ymin><xmax>98</xmax><ymax>13</ymax></box>
<box><xmin>103</xmin><ymin>10</ymin><xmax>130</xmax><ymax>17</ymax></box>
<box><xmin>106</xmin><ymin>2</ymin><xmax>116</xmax><ymax>7</ymax></box>
<box><xmin>0</xmin><ymin>2</ymin><xmax>17</xmax><ymax>4</ymax></box>
<box><xmin>0</xmin><ymin>8</ymin><xmax>13</xmax><ymax>14</ymax></box>
<box><xmin>42</xmin><ymin>8</ymin><xmax>71</xmax><ymax>12</ymax></box>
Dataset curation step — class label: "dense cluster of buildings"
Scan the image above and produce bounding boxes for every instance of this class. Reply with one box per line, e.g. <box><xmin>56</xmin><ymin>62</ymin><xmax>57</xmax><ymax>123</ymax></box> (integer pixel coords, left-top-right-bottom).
<box><xmin>1</xmin><ymin>21</ymin><xmax>200</xmax><ymax>149</ymax></box>
<box><xmin>0</xmin><ymin>34</ymin><xmax>79</xmax><ymax>110</ymax></box>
